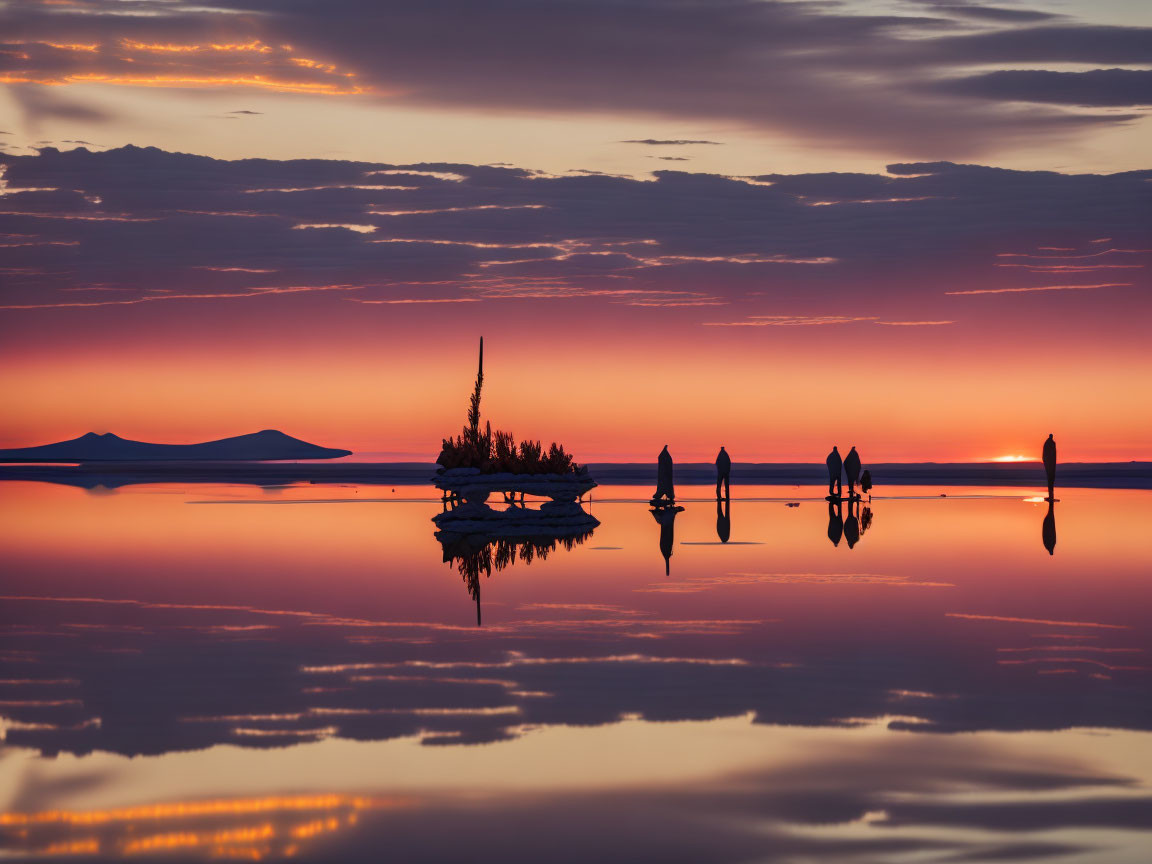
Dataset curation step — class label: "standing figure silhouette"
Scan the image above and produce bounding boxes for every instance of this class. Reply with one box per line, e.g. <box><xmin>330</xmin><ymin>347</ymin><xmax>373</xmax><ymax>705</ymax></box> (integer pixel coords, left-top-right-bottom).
<box><xmin>715</xmin><ymin>446</ymin><xmax>731</xmax><ymax>500</ymax></box>
<box><xmin>654</xmin><ymin>445</ymin><xmax>675</xmax><ymax>503</ymax></box>
<box><xmin>826</xmin><ymin>446</ymin><xmax>843</xmax><ymax>498</ymax></box>
<box><xmin>844</xmin><ymin>446</ymin><xmax>862</xmax><ymax>499</ymax></box>
<box><xmin>860</xmin><ymin>469</ymin><xmax>873</xmax><ymax>501</ymax></box>
<box><xmin>1043</xmin><ymin>434</ymin><xmax>1057</xmax><ymax>501</ymax></box>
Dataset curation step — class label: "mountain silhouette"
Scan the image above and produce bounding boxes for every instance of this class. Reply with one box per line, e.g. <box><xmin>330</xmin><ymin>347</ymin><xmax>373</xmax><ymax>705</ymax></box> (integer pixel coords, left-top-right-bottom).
<box><xmin>0</xmin><ymin>430</ymin><xmax>351</xmax><ymax>462</ymax></box>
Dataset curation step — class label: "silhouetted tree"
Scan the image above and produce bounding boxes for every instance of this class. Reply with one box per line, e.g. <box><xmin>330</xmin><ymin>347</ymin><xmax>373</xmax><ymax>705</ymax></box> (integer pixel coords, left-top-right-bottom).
<box><xmin>435</xmin><ymin>338</ymin><xmax>581</xmax><ymax>474</ymax></box>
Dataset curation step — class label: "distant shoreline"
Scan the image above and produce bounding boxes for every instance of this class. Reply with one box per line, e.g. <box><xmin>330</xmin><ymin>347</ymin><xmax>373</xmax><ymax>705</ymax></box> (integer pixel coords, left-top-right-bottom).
<box><xmin>1</xmin><ymin>461</ymin><xmax>1149</xmax><ymax>490</ymax></box>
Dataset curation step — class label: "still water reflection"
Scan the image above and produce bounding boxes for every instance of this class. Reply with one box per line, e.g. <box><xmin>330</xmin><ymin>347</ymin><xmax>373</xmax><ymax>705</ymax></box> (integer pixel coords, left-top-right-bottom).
<box><xmin>1</xmin><ymin>482</ymin><xmax>1149</xmax><ymax>862</ymax></box>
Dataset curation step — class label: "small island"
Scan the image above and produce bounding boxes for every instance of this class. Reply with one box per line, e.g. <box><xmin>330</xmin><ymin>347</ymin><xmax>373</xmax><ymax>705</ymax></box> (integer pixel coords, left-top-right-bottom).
<box><xmin>434</xmin><ymin>338</ymin><xmax>597</xmax><ymax>507</ymax></box>
<box><xmin>432</xmin><ymin>338</ymin><xmax>598</xmax><ymax>536</ymax></box>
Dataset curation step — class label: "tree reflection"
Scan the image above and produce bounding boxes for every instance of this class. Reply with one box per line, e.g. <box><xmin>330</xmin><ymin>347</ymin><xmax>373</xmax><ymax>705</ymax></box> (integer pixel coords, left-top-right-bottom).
<box><xmin>436</xmin><ymin>529</ymin><xmax>596</xmax><ymax>625</ymax></box>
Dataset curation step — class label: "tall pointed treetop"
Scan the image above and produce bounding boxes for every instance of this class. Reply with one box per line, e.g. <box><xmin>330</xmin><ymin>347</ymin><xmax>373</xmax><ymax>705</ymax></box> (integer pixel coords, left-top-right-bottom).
<box><xmin>467</xmin><ymin>336</ymin><xmax>484</xmax><ymax>448</ymax></box>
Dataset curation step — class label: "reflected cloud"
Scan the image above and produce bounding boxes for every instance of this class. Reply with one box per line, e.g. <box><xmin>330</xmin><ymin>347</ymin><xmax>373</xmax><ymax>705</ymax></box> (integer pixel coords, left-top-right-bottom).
<box><xmin>0</xmin><ymin>794</ymin><xmax>405</xmax><ymax>861</ymax></box>
<box><xmin>4</xmin><ymin>736</ymin><xmax>1146</xmax><ymax>862</ymax></box>
<box><xmin>640</xmin><ymin>572</ymin><xmax>953</xmax><ymax>594</ymax></box>
<box><xmin>1</xmin><ymin>475</ymin><xmax>1150</xmax><ymax>864</ymax></box>
<box><xmin>2</xmin><ymin>576</ymin><xmax>1147</xmax><ymax>761</ymax></box>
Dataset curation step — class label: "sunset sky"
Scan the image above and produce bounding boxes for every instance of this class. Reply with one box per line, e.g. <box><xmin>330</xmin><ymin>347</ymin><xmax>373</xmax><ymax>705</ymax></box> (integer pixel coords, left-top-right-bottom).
<box><xmin>1</xmin><ymin>0</ymin><xmax>1149</xmax><ymax>461</ymax></box>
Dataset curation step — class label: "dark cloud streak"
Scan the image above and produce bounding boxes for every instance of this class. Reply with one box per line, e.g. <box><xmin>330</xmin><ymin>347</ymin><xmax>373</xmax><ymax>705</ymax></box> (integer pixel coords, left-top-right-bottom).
<box><xmin>0</xmin><ymin>1</ymin><xmax>1148</xmax><ymax>156</ymax></box>
<box><xmin>934</xmin><ymin>69</ymin><xmax>1152</xmax><ymax>107</ymax></box>
<box><xmin>620</xmin><ymin>139</ymin><xmax>724</xmax><ymax>146</ymax></box>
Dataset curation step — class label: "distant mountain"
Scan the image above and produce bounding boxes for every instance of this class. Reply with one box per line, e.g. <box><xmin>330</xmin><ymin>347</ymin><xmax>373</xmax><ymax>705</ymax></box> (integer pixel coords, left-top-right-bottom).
<box><xmin>0</xmin><ymin>430</ymin><xmax>352</xmax><ymax>462</ymax></box>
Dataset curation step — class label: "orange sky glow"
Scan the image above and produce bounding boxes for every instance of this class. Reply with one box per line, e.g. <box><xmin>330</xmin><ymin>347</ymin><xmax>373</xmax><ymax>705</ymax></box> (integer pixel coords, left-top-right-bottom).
<box><xmin>3</xmin><ymin>321</ymin><xmax>1149</xmax><ymax>461</ymax></box>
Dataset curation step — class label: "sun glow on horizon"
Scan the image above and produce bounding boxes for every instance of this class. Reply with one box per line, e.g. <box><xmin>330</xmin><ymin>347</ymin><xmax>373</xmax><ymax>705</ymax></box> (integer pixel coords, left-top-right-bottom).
<box><xmin>992</xmin><ymin>455</ymin><xmax>1036</xmax><ymax>463</ymax></box>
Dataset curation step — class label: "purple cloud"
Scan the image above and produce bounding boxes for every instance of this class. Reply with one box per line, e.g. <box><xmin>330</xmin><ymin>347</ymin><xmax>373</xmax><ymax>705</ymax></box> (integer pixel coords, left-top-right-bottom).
<box><xmin>0</xmin><ymin>147</ymin><xmax>1147</xmax><ymax>326</ymax></box>
<box><xmin>0</xmin><ymin>1</ymin><xmax>1148</xmax><ymax>155</ymax></box>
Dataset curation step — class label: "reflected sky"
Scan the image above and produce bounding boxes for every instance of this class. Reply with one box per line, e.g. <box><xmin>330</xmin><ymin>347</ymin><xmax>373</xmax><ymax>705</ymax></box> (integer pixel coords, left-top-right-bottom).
<box><xmin>1</xmin><ymin>481</ymin><xmax>1150</xmax><ymax>862</ymax></box>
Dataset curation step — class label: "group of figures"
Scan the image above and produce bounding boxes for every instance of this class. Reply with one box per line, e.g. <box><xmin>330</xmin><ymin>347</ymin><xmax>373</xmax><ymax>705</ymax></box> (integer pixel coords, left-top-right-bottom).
<box><xmin>650</xmin><ymin>443</ymin><xmax>876</xmax><ymax>570</ymax></box>
<box><xmin>823</xmin><ymin>445</ymin><xmax>875</xmax><ymax>550</ymax></box>
<box><xmin>651</xmin><ymin>444</ymin><xmax>735</xmax><ymax>505</ymax></box>
<box><xmin>651</xmin><ymin>445</ymin><xmax>737</xmax><ymax>574</ymax></box>
<box><xmin>825</xmin><ymin>445</ymin><xmax>872</xmax><ymax>501</ymax></box>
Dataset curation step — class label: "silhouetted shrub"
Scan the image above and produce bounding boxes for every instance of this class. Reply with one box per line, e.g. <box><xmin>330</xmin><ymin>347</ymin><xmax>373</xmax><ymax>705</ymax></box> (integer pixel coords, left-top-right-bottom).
<box><xmin>435</xmin><ymin>340</ymin><xmax>582</xmax><ymax>474</ymax></box>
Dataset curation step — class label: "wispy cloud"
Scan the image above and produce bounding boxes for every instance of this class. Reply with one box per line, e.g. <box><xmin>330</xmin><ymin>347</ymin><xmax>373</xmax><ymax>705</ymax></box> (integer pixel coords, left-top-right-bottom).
<box><xmin>946</xmin><ymin>283</ymin><xmax>1130</xmax><ymax>295</ymax></box>
<box><xmin>995</xmin><ymin>263</ymin><xmax>1143</xmax><ymax>272</ymax></box>
<box><xmin>352</xmin><ymin>297</ymin><xmax>480</xmax><ymax>304</ymax></box>
<box><xmin>620</xmin><ymin>139</ymin><xmax>723</xmax><ymax>146</ymax></box>
<box><xmin>876</xmin><ymin>320</ymin><xmax>955</xmax><ymax>326</ymax></box>
<box><xmin>705</xmin><ymin>315</ymin><xmax>878</xmax><ymax>327</ymax></box>
<box><xmin>946</xmin><ymin>613</ymin><xmax>1129</xmax><ymax>630</ymax></box>
<box><xmin>0</xmin><ymin>284</ymin><xmax>362</xmax><ymax>310</ymax></box>
<box><xmin>293</xmin><ymin>222</ymin><xmax>377</xmax><ymax>233</ymax></box>
<box><xmin>997</xmin><ymin>248</ymin><xmax>1152</xmax><ymax>260</ymax></box>
<box><xmin>622</xmin><ymin>299</ymin><xmax>727</xmax><ymax>307</ymax></box>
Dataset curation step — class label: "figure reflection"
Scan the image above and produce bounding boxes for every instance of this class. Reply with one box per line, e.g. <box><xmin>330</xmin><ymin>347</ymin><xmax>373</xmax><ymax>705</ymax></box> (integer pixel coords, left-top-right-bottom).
<box><xmin>1042</xmin><ymin>500</ymin><xmax>1057</xmax><ymax>556</ymax></box>
<box><xmin>827</xmin><ymin>500</ymin><xmax>843</xmax><ymax>547</ymax></box>
<box><xmin>651</xmin><ymin>503</ymin><xmax>683</xmax><ymax>575</ymax></box>
<box><xmin>827</xmin><ymin>499</ymin><xmax>876</xmax><ymax>549</ymax></box>
<box><xmin>843</xmin><ymin>500</ymin><xmax>860</xmax><ymax>549</ymax></box>
<box><xmin>716</xmin><ymin>496</ymin><xmax>731</xmax><ymax>544</ymax></box>
<box><xmin>1041</xmin><ymin>434</ymin><xmax>1058</xmax><ymax>556</ymax></box>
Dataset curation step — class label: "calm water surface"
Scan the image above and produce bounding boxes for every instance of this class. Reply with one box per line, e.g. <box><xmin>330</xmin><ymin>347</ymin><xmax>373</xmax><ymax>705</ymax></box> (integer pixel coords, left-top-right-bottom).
<box><xmin>1</xmin><ymin>481</ymin><xmax>1150</xmax><ymax>863</ymax></box>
